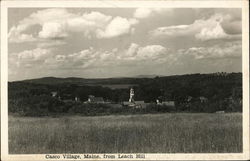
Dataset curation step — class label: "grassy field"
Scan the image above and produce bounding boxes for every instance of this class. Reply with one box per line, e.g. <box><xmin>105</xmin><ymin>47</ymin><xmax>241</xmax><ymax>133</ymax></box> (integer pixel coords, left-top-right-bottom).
<box><xmin>9</xmin><ymin>113</ymin><xmax>242</xmax><ymax>154</ymax></box>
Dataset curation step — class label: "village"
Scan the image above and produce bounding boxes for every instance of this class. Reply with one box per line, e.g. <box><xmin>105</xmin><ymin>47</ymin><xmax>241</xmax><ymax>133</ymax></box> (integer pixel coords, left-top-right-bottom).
<box><xmin>7</xmin><ymin>73</ymin><xmax>242</xmax><ymax>115</ymax></box>
<box><xmin>50</xmin><ymin>87</ymin><xmax>212</xmax><ymax>109</ymax></box>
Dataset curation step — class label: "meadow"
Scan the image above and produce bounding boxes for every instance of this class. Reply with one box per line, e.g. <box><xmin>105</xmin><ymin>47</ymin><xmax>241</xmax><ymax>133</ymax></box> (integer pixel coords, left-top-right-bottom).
<box><xmin>9</xmin><ymin>113</ymin><xmax>242</xmax><ymax>154</ymax></box>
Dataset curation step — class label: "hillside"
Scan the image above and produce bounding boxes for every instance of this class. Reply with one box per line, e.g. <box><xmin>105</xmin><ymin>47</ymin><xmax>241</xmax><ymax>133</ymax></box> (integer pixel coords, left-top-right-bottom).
<box><xmin>8</xmin><ymin>72</ymin><xmax>242</xmax><ymax>116</ymax></box>
<box><xmin>16</xmin><ymin>72</ymin><xmax>241</xmax><ymax>86</ymax></box>
<box><xmin>20</xmin><ymin>76</ymin><xmax>139</xmax><ymax>86</ymax></box>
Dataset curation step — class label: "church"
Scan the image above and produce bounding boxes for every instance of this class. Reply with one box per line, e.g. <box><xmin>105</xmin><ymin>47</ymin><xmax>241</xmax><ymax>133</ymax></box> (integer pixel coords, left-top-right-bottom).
<box><xmin>122</xmin><ymin>88</ymin><xmax>146</xmax><ymax>108</ymax></box>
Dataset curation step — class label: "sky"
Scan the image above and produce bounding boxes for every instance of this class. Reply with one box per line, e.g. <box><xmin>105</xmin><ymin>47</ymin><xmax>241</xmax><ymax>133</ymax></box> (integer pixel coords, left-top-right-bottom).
<box><xmin>8</xmin><ymin>8</ymin><xmax>242</xmax><ymax>81</ymax></box>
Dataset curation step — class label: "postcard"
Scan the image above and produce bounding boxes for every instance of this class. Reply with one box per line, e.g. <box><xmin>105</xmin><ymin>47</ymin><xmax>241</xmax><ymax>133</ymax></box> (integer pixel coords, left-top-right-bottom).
<box><xmin>1</xmin><ymin>0</ymin><xmax>249</xmax><ymax>160</ymax></box>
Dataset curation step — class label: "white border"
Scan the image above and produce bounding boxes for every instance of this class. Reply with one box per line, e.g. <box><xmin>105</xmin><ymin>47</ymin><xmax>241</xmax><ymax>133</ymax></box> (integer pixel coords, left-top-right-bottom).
<box><xmin>1</xmin><ymin>0</ymin><xmax>249</xmax><ymax>160</ymax></box>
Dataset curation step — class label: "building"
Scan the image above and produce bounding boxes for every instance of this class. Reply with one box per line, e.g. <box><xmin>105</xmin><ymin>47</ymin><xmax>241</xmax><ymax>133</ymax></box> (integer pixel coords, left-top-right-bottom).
<box><xmin>122</xmin><ymin>101</ymin><xmax>135</xmax><ymax>107</ymax></box>
<box><xmin>215</xmin><ymin>110</ymin><xmax>225</xmax><ymax>114</ymax></box>
<box><xmin>88</xmin><ymin>95</ymin><xmax>104</xmax><ymax>103</ymax></box>
<box><xmin>75</xmin><ymin>96</ymin><xmax>80</xmax><ymax>102</ymax></box>
<box><xmin>186</xmin><ymin>96</ymin><xmax>193</xmax><ymax>102</ymax></box>
<box><xmin>122</xmin><ymin>88</ymin><xmax>146</xmax><ymax>108</ymax></box>
<box><xmin>51</xmin><ymin>91</ymin><xmax>58</xmax><ymax>97</ymax></box>
<box><xmin>162</xmin><ymin>101</ymin><xmax>175</xmax><ymax>106</ymax></box>
<box><xmin>51</xmin><ymin>91</ymin><xmax>61</xmax><ymax>100</ymax></box>
<box><xmin>199</xmin><ymin>96</ymin><xmax>208</xmax><ymax>103</ymax></box>
<box><xmin>156</xmin><ymin>99</ymin><xmax>175</xmax><ymax>106</ymax></box>
<box><xmin>134</xmin><ymin>101</ymin><xmax>146</xmax><ymax>108</ymax></box>
<box><xmin>129</xmin><ymin>88</ymin><xmax>135</xmax><ymax>102</ymax></box>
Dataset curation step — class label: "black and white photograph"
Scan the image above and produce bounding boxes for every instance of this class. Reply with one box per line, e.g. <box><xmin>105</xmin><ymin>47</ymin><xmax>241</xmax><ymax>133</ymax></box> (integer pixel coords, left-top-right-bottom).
<box><xmin>1</xmin><ymin>0</ymin><xmax>249</xmax><ymax>160</ymax></box>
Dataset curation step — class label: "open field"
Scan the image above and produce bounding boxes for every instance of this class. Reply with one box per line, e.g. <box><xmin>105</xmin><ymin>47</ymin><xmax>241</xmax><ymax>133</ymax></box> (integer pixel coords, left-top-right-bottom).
<box><xmin>9</xmin><ymin>113</ymin><xmax>242</xmax><ymax>154</ymax></box>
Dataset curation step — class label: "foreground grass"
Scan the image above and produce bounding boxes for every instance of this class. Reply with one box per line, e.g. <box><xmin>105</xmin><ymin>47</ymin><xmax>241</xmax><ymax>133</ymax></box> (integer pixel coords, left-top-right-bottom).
<box><xmin>9</xmin><ymin>113</ymin><xmax>242</xmax><ymax>154</ymax></box>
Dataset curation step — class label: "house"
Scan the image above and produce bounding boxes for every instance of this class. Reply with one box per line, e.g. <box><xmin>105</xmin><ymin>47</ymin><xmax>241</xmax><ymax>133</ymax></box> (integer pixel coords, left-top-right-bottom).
<box><xmin>187</xmin><ymin>96</ymin><xmax>193</xmax><ymax>102</ymax></box>
<box><xmin>157</xmin><ymin>99</ymin><xmax>175</xmax><ymax>106</ymax></box>
<box><xmin>122</xmin><ymin>101</ymin><xmax>146</xmax><ymax>108</ymax></box>
<box><xmin>199</xmin><ymin>96</ymin><xmax>208</xmax><ymax>103</ymax></box>
<box><xmin>156</xmin><ymin>99</ymin><xmax>175</xmax><ymax>106</ymax></box>
<box><xmin>162</xmin><ymin>101</ymin><xmax>175</xmax><ymax>106</ymax></box>
<box><xmin>88</xmin><ymin>95</ymin><xmax>104</xmax><ymax>103</ymax></box>
<box><xmin>75</xmin><ymin>96</ymin><xmax>80</xmax><ymax>102</ymax></box>
<box><xmin>185</xmin><ymin>96</ymin><xmax>208</xmax><ymax>103</ymax></box>
<box><xmin>215</xmin><ymin>110</ymin><xmax>225</xmax><ymax>114</ymax></box>
<box><xmin>51</xmin><ymin>91</ymin><xmax>61</xmax><ymax>100</ymax></box>
<box><xmin>51</xmin><ymin>91</ymin><xmax>58</xmax><ymax>97</ymax></box>
<box><xmin>134</xmin><ymin>101</ymin><xmax>146</xmax><ymax>108</ymax></box>
<box><xmin>122</xmin><ymin>101</ymin><xmax>135</xmax><ymax>107</ymax></box>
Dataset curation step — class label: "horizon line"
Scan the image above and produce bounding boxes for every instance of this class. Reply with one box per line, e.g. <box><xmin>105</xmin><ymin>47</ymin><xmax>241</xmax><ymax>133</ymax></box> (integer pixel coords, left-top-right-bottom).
<box><xmin>9</xmin><ymin>71</ymin><xmax>242</xmax><ymax>82</ymax></box>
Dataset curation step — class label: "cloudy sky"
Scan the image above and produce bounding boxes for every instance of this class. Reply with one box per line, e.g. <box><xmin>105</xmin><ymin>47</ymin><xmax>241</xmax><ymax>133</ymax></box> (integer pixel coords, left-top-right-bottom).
<box><xmin>8</xmin><ymin>8</ymin><xmax>242</xmax><ymax>81</ymax></box>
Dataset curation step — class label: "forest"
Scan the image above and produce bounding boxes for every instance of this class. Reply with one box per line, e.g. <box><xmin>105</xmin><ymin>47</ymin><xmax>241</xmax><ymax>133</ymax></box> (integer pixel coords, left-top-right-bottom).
<box><xmin>8</xmin><ymin>72</ymin><xmax>242</xmax><ymax>116</ymax></box>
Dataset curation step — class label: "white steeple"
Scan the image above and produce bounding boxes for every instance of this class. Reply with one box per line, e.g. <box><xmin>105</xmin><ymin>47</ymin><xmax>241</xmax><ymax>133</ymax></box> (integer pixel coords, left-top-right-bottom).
<box><xmin>129</xmin><ymin>88</ymin><xmax>135</xmax><ymax>102</ymax></box>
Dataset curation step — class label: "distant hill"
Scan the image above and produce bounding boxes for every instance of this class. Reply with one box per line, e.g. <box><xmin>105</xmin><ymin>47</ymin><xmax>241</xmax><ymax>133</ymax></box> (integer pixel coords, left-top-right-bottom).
<box><xmin>20</xmin><ymin>75</ymin><xmax>163</xmax><ymax>85</ymax></box>
<box><xmin>15</xmin><ymin>72</ymin><xmax>242</xmax><ymax>87</ymax></box>
<box><xmin>134</xmin><ymin>75</ymin><xmax>164</xmax><ymax>78</ymax></box>
<box><xmin>10</xmin><ymin>72</ymin><xmax>242</xmax><ymax>92</ymax></box>
<box><xmin>8</xmin><ymin>72</ymin><xmax>242</xmax><ymax>115</ymax></box>
<box><xmin>21</xmin><ymin>77</ymin><xmax>88</xmax><ymax>85</ymax></box>
<box><xmin>18</xmin><ymin>76</ymin><xmax>140</xmax><ymax>87</ymax></box>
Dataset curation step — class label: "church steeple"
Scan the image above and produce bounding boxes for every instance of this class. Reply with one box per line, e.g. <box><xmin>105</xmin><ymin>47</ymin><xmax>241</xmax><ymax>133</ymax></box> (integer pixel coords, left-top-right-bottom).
<box><xmin>129</xmin><ymin>88</ymin><xmax>135</xmax><ymax>102</ymax></box>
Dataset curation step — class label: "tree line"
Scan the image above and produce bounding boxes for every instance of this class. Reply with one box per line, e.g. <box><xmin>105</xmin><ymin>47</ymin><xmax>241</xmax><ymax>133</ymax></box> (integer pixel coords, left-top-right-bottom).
<box><xmin>8</xmin><ymin>73</ymin><xmax>242</xmax><ymax>116</ymax></box>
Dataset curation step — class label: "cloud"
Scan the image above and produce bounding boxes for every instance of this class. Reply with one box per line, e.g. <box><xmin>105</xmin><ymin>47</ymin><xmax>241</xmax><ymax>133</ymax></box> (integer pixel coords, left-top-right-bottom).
<box><xmin>38</xmin><ymin>22</ymin><xmax>68</xmax><ymax>39</ymax></box>
<box><xmin>41</xmin><ymin>43</ymin><xmax>169</xmax><ymax>69</ymax></box>
<box><xmin>194</xmin><ymin>9</ymin><xmax>242</xmax><ymax>35</ymax></box>
<box><xmin>8</xmin><ymin>8</ymin><xmax>73</xmax><ymax>42</ymax></box>
<box><xmin>37</xmin><ymin>40</ymin><xmax>66</xmax><ymax>48</ymax></box>
<box><xmin>9</xmin><ymin>9</ymin><xmax>138</xmax><ymax>43</ymax></box>
<box><xmin>133</xmin><ymin>8</ymin><xmax>171</xmax><ymax>19</ymax></box>
<box><xmin>17</xmin><ymin>48</ymin><xmax>52</xmax><ymax>61</ymax></box>
<box><xmin>9</xmin><ymin>48</ymin><xmax>53</xmax><ymax>69</ymax></box>
<box><xmin>8</xmin><ymin>25</ymin><xmax>36</xmax><ymax>43</ymax></box>
<box><xmin>180</xmin><ymin>41</ymin><xmax>241</xmax><ymax>59</ymax></box>
<box><xmin>125</xmin><ymin>43</ymin><xmax>139</xmax><ymax>57</ymax></box>
<box><xmin>44</xmin><ymin>47</ymin><xmax>101</xmax><ymax>69</ymax></box>
<box><xmin>9</xmin><ymin>41</ymin><xmax>242</xmax><ymax>80</ymax></box>
<box><xmin>221</xmin><ymin>13</ymin><xmax>242</xmax><ymax>35</ymax></box>
<box><xmin>55</xmin><ymin>55</ymin><xmax>66</xmax><ymax>62</ymax></box>
<box><xmin>150</xmin><ymin>13</ymin><xmax>241</xmax><ymax>41</ymax></box>
<box><xmin>136</xmin><ymin>44</ymin><xmax>167</xmax><ymax>60</ymax></box>
<box><xmin>122</xmin><ymin>43</ymin><xmax>168</xmax><ymax>60</ymax></box>
<box><xmin>96</xmin><ymin>17</ymin><xmax>138</xmax><ymax>38</ymax></box>
<box><xmin>62</xmin><ymin>11</ymin><xmax>113</xmax><ymax>39</ymax></box>
<box><xmin>195</xmin><ymin>21</ymin><xmax>229</xmax><ymax>41</ymax></box>
<box><xmin>150</xmin><ymin>25</ymin><xmax>191</xmax><ymax>37</ymax></box>
<box><xmin>27</xmin><ymin>8</ymin><xmax>74</xmax><ymax>24</ymax></box>
<box><xmin>134</xmin><ymin>8</ymin><xmax>154</xmax><ymax>19</ymax></box>
<box><xmin>12</xmin><ymin>40</ymin><xmax>240</xmax><ymax>71</ymax></box>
